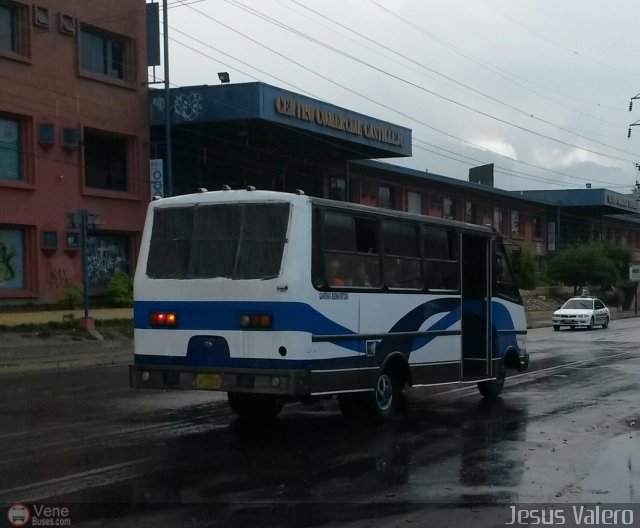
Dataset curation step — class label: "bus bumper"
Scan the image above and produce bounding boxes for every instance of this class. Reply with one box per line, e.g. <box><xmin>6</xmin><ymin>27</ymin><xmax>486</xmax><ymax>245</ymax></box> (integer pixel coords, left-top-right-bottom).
<box><xmin>129</xmin><ymin>364</ymin><xmax>312</xmax><ymax>396</ymax></box>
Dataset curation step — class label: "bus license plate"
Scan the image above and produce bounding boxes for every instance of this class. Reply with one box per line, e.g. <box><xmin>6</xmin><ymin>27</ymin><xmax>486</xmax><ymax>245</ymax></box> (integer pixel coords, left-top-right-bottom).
<box><xmin>195</xmin><ymin>373</ymin><xmax>222</xmax><ymax>390</ymax></box>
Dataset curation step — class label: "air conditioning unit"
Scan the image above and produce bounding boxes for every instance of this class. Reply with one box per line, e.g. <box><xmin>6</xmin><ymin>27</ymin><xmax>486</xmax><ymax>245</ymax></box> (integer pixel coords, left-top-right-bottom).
<box><xmin>38</xmin><ymin>123</ymin><xmax>55</xmax><ymax>145</ymax></box>
<box><xmin>62</xmin><ymin>128</ymin><xmax>79</xmax><ymax>148</ymax></box>
<box><xmin>58</xmin><ymin>13</ymin><xmax>76</xmax><ymax>35</ymax></box>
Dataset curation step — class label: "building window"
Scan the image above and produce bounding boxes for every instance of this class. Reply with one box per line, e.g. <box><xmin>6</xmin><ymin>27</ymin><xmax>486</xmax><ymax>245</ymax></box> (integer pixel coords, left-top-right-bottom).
<box><xmin>378</xmin><ymin>185</ymin><xmax>396</xmax><ymax>210</ymax></box>
<box><xmin>465</xmin><ymin>201</ymin><xmax>478</xmax><ymax>224</ymax></box>
<box><xmin>494</xmin><ymin>207</ymin><xmax>508</xmax><ymax>233</ymax></box>
<box><xmin>84</xmin><ymin>128</ymin><xmax>128</xmax><ymax>191</ymax></box>
<box><xmin>429</xmin><ymin>194</ymin><xmax>443</xmax><ymax>217</ymax></box>
<box><xmin>511</xmin><ymin>210</ymin><xmax>524</xmax><ymax>238</ymax></box>
<box><xmin>443</xmin><ymin>197</ymin><xmax>456</xmax><ymax>220</ymax></box>
<box><xmin>532</xmin><ymin>215</ymin><xmax>543</xmax><ymax>239</ymax></box>
<box><xmin>80</xmin><ymin>26</ymin><xmax>131</xmax><ymax>81</ymax></box>
<box><xmin>407</xmin><ymin>191</ymin><xmax>423</xmax><ymax>214</ymax></box>
<box><xmin>329</xmin><ymin>176</ymin><xmax>346</xmax><ymax>201</ymax></box>
<box><xmin>0</xmin><ymin>1</ymin><xmax>28</xmax><ymax>56</ymax></box>
<box><xmin>0</xmin><ymin>228</ymin><xmax>25</xmax><ymax>289</ymax></box>
<box><xmin>0</xmin><ymin>4</ymin><xmax>16</xmax><ymax>52</ymax></box>
<box><xmin>0</xmin><ymin>116</ymin><xmax>21</xmax><ymax>181</ymax></box>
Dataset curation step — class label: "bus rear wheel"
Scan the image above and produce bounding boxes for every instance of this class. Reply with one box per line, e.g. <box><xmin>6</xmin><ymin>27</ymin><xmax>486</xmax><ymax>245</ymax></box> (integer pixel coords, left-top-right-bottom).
<box><xmin>372</xmin><ymin>370</ymin><xmax>399</xmax><ymax>417</ymax></box>
<box><xmin>339</xmin><ymin>368</ymin><xmax>402</xmax><ymax>423</ymax></box>
<box><xmin>227</xmin><ymin>392</ymin><xmax>284</xmax><ymax>421</ymax></box>
<box><xmin>477</xmin><ymin>372</ymin><xmax>505</xmax><ymax>398</ymax></box>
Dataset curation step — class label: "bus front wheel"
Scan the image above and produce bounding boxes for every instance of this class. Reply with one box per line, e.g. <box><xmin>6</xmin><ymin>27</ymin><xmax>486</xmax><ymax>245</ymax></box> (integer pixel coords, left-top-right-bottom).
<box><xmin>227</xmin><ymin>392</ymin><xmax>284</xmax><ymax>421</ymax></box>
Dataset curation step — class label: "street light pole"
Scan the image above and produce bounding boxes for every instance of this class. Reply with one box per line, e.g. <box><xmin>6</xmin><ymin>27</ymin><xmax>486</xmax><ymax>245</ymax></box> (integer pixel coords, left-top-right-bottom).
<box><xmin>66</xmin><ymin>210</ymin><xmax>100</xmax><ymax>331</ymax></box>
<box><xmin>81</xmin><ymin>209</ymin><xmax>90</xmax><ymax>320</ymax></box>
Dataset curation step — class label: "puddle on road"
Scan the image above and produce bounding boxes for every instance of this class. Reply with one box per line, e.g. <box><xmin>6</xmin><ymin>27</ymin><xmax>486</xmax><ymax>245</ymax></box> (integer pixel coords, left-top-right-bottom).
<box><xmin>578</xmin><ymin>431</ymin><xmax>639</xmax><ymax>501</ymax></box>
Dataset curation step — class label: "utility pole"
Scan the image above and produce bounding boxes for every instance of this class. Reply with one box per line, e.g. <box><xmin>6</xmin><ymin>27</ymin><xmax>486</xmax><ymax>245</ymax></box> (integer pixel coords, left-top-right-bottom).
<box><xmin>627</xmin><ymin>93</ymin><xmax>640</xmax><ymax>138</ymax></box>
<box><xmin>163</xmin><ymin>0</ymin><xmax>173</xmax><ymax>196</ymax></box>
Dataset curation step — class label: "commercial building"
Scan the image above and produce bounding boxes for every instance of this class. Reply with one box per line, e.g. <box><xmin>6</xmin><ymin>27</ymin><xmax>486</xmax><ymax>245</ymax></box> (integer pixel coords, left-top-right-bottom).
<box><xmin>151</xmin><ymin>82</ymin><xmax>640</xmax><ymax>273</ymax></box>
<box><xmin>2</xmin><ymin>2</ymin><xmax>638</xmax><ymax>307</ymax></box>
<box><xmin>0</xmin><ymin>0</ymin><xmax>150</xmax><ymax>304</ymax></box>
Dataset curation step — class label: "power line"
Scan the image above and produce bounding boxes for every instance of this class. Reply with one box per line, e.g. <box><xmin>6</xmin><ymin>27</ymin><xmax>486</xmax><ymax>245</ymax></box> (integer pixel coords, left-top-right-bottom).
<box><xmin>366</xmin><ymin>0</ymin><xmax>630</xmax><ymax>117</ymax></box>
<box><xmin>174</xmin><ymin>1</ymin><xmax>636</xmax><ymax>183</ymax></box>
<box><xmin>223</xmin><ymin>0</ymin><xmax>635</xmax><ymax>162</ymax></box>
<box><xmin>481</xmin><ymin>0</ymin><xmax>640</xmax><ymax>82</ymax></box>
<box><xmin>285</xmin><ymin>0</ymin><xmax>624</xmax><ymax>131</ymax></box>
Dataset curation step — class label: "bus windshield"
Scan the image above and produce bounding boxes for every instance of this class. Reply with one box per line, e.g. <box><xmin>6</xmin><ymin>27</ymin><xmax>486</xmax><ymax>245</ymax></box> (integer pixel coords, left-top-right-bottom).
<box><xmin>146</xmin><ymin>202</ymin><xmax>290</xmax><ymax>279</ymax></box>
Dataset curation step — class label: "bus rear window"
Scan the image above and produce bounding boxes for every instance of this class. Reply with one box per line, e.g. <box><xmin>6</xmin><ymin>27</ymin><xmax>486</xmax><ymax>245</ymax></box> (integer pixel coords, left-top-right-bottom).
<box><xmin>147</xmin><ymin>203</ymin><xmax>290</xmax><ymax>279</ymax></box>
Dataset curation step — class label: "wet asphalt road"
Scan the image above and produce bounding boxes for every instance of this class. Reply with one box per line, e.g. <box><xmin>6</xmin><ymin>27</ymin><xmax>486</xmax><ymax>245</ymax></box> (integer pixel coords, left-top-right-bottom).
<box><xmin>0</xmin><ymin>320</ymin><xmax>639</xmax><ymax>527</ymax></box>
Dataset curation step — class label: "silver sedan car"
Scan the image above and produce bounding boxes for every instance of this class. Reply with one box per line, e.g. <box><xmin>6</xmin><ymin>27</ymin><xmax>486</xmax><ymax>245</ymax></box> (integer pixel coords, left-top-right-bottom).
<box><xmin>552</xmin><ymin>296</ymin><xmax>610</xmax><ymax>331</ymax></box>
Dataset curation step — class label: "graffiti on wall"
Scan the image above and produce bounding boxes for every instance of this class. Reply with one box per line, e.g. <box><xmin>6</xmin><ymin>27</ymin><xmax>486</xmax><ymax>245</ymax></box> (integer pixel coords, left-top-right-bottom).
<box><xmin>87</xmin><ymin>235</ymin><xmax>129</xmax><ymax>288</ymax></box>
<box><xmin>0</xmin><ymin>230</ymin><xmax>24</xmax><ymax>289</ymax></box>
<box><xmin>45</xmin><ymin>261</ymin><xmax>71</xmax><ymax>290</ymax></box>
<box><xmin>0</xmin><ymin>242</ymin><xmax>16</xmax><ymax>282</ymax></box>
<box><xmin>174</xmin><ymin>92</ymin><xmax>203</xmax><ymax>122</ymax></box>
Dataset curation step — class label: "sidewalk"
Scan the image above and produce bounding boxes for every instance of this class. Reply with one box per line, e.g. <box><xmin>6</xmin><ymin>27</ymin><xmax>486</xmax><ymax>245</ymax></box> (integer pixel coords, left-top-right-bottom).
<box><xmin>0</xmin><ymin>307</ymin><xmax>133</xmax><ymax>327</ymax></box>
<box><xmin>0</xmin><ymin>307</ymin><xmax>134</xmax><ymax>376</ymax></box>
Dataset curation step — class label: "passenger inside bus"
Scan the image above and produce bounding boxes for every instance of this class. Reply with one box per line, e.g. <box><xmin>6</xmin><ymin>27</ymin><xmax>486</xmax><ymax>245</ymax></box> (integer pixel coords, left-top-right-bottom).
<box><xmin>327</xmin><ymin>258</ymin><xmax>347</xmax><ymax>286</ymax></box>
<box><xmin>352</xmin><ymin>261</ymin><xmax>371</xmax><ymax>287</ymax></box>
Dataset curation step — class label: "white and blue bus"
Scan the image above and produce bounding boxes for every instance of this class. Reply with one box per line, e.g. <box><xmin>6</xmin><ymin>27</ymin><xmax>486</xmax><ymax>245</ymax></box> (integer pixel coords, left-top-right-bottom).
<box><xmin>130</xmin><ymin>188</ymin><xmax>528</xmax><ymax>421</ymax></box>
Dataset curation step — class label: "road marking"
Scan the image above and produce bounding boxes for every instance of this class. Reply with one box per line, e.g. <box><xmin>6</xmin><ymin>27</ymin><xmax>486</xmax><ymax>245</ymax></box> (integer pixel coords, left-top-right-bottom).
<box><xmin>423</xmin><ymin>349</ymin><xmax>637</xmax><ymax>397</ymax></box>
<box><xmin>0</xmin><ymin>458</ymin><xmax>154</xmax><ymax>503</ymax></box>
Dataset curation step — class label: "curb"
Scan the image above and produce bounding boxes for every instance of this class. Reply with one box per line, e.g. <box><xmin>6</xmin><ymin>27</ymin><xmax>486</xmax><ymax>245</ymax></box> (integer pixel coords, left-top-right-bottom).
<box><xmin>0</xmin><ymin>337</ymin><xmax>133</xmax><ymax>376</ymax></box>
<box><xmin>0</xmin><ymin>308</ymin><xmax>133</xmax><ymax>328</ymax></box>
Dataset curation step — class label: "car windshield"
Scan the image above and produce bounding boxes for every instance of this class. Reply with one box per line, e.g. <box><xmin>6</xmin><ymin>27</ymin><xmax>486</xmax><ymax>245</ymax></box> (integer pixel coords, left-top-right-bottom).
<box><xmin>562</xmin><ymin>299</ymin><xmax>594</xmax><ymax>310</ymax></box>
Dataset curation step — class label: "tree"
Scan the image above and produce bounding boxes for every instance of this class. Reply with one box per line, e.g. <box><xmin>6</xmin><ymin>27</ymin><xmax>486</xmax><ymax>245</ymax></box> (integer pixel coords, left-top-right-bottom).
<box><xmin>602</xmin><ymin>243</ymin><xmax>633</xmax><ymax>283</ymax></box>
<box><xmin>511</xmin><ymin>246</ymin><xmax>538</xmax><ymax>290</ymax></box>
<box><xmin>106</xmin><ymin>271</ymin><xmax>133</xmax><ymax>307</ymax></box>
<box><xmin>547</xmin><ymin>242</ymin><xmax>621</xmax><ymax>295</ymax></box>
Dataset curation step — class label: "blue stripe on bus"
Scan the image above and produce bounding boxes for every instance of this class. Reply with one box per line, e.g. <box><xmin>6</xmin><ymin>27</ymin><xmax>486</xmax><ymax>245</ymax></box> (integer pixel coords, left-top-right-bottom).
<box><xmin>134</xmin><ymin>298</ymin><xmax>518</xmax><ymax>363</ymax></box>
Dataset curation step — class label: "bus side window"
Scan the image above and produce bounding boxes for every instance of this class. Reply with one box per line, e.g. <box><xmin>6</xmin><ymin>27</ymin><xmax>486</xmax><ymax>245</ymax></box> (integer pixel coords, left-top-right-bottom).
<box><xmin>320</xmin><ymin>211</ymin><xmax>381</xmax><ymax>288</ymax></box>
<box><xmin>382</xmin><ymin>220</ymin><xmax>422</xmax><ymax>289</ymax></box>
<box><xmin>423</xmin><ymin>227</ymin><xmax>458</xmax><ymax>291</ymax></box>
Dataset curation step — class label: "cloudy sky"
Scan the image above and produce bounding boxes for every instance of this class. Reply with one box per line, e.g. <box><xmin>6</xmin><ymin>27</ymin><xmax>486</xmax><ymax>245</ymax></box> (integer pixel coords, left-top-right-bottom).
<box><xmin>159</xmin><ymin>0</ymin><xmax>640</xmax><ymax>193</ymax></box>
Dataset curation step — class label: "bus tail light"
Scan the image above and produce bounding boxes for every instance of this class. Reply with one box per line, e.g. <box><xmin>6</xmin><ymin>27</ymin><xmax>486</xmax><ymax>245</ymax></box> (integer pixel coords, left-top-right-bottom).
<box><xmin>150</xmin><ymin>312</ymin><xmax>178</xmax><ymax>327</ymax></box>
<box><xmin>240</xmin><ymin>313</ymin><xmax>272</xmax><ymax>329</ymax></box>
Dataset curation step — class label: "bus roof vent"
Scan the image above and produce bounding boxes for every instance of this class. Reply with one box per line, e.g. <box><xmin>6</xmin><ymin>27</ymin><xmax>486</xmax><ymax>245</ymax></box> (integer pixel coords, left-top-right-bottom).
<box><xmin>246</xmin><ymin>185</ymin><xmax>256</xmax><ymax>191</ymax></box>
<box><xmin>197</xmin><ymin>187</ymin><xmax>208</xmax><ymax>193</ymax></box>
<box><xmin>294</xmin><ymin>189</ymin><xmax>305</xmax><ymax>195</ymax></box>
<box><xmin>222</xmin><ymin>185</ymin><xmax>231</xmax><ymax>191</ymax></box>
